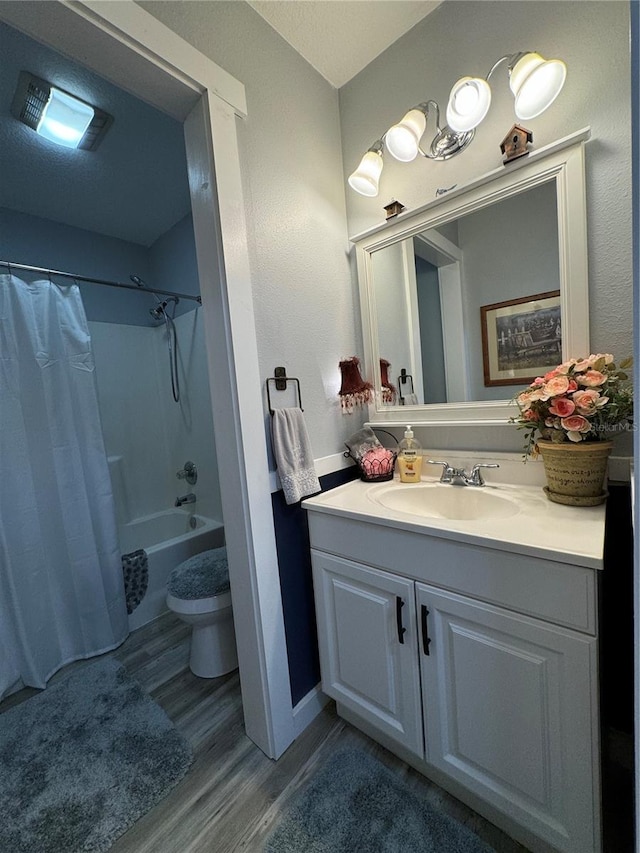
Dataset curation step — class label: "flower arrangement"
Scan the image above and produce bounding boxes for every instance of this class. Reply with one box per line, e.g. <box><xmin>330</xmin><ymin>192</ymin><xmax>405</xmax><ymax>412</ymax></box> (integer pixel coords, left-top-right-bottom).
<box><xmin>511</xmin><ymin>353</ymin><xmax>633</xmax><ymax>456</ymax></box>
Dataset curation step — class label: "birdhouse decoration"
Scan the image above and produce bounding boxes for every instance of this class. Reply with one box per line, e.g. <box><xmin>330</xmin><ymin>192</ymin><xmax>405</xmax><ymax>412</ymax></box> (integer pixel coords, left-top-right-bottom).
<box><xmin>500</xmin><ymin>124</ymin><xmax>533</xmax><ymax>164</ymax></box>
<box><xmin>383</xmin><ymin>200</ymin><xmax>405</xmax><ymax>220</ymax></box>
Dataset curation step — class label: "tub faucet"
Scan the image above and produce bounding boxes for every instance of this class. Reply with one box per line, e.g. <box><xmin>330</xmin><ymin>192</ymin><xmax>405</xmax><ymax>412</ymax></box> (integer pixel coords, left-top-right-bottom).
<box><xmin>175</xmin><ymin>493</ymin><xmax>196</xmax><ymax>507</ymax></box>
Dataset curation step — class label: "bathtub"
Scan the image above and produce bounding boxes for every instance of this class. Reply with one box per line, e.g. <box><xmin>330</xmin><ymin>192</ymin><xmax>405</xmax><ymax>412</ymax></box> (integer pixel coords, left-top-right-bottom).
<box><xmin>119</xmin><ymin>509</ymin><xmax>225</xmax><ymax>632</ymax></box>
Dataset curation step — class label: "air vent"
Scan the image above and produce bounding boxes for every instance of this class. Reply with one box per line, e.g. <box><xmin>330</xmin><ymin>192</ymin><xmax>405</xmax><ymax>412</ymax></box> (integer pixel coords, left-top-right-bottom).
<box><xmin>10</xmin><ymin>71</ymin><xmax>113</xmax><ymax>151</ymax></box>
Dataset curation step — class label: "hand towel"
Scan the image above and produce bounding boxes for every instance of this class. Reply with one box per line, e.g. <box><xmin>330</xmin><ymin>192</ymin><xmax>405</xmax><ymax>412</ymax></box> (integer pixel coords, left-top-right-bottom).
<box><xmin>271</xmin><ymin>408</ymin><xmax>321</xmax><ymax>505</ymax></box>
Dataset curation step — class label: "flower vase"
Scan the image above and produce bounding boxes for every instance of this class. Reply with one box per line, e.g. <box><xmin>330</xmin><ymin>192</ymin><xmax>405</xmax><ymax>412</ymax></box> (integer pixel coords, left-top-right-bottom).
<box><xmin>536</xmin><ymin>439</ymin><xmax>613</xmax><ymax>506</ymax></box>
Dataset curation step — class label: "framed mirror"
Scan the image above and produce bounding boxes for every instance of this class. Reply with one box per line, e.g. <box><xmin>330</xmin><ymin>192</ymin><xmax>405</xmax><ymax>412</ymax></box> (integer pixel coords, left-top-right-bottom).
<box><xmin>352</xmin><ymin>128</ymin><xmax>590</xmax><ymax>426</ymax></box>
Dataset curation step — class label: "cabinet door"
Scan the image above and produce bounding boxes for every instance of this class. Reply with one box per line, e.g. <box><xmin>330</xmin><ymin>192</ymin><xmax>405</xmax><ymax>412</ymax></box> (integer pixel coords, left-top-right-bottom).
<box><xmin>311</xmin><ymin>551</ymin><xmax>423</xmax><ymax>757</ymax></box>
<box><xmin>417</xmin><ymin>583</ymin><xmax>599</xmax><ymax>853</ymax></box>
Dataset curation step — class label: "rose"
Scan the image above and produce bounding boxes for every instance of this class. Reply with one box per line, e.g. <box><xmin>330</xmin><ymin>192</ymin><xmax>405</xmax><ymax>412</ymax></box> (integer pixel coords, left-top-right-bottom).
<box><xmin>578</xmin><ymin>369</ymin><xmax>607</xmax><ymax>387</ymax></box>
<box><xmin>560</xmin><ymin>414</ymin><xmax>592</xmax><ymax>442</ymax></box>
<box><xmin>541</xmin><ymin>375</ymin><xmax>570</xmax><ymax>399</ymax></box>
<box><xmin>572</xmin><ymin>389</ymin><xmax>608</xmax><ymax>415</ymax></box>
<box><xmin>548</xmin><ymin>397</ymin><xmax>575</xmax><ymax>417</ymax></box>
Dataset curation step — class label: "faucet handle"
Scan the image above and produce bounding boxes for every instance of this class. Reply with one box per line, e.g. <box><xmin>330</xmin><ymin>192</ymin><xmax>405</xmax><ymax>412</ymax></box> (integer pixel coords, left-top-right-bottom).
<box><xmin>427</xmin><ymin>460</ymin><xmax>453</xmax><ymax>483</ymax></box>
<box><xmin>468</xmin><ymin>462</ymin><xmax>500</xmax><ymax>486</ymax></box>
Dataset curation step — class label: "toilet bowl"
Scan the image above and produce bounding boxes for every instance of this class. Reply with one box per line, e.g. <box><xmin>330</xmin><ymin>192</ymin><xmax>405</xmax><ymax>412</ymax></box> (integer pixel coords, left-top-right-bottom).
<box><xmin>166</xmin><ymin>546</ymin><xmax>238</xmax><ymax>678</ymax></box>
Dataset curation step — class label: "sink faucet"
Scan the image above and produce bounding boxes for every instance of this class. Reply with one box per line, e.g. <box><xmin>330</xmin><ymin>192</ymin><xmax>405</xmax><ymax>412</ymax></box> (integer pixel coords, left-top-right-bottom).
<box><xmin>175</xmin><ymin>492</ymin><xmax>196</xmax><ymax>506</ymax></box>
<box><xmin>427</xmin><ymin>461</ymin><xmax>499</xmax><ymax>486</ymax></box>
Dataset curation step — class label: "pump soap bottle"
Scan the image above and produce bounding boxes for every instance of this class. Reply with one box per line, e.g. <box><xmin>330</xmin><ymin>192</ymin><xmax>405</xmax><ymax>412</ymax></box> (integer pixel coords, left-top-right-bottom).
<box><xmin>397</xmin><ymin>425</ymin><xmax>423</xmax><ymax>483</ymax></box>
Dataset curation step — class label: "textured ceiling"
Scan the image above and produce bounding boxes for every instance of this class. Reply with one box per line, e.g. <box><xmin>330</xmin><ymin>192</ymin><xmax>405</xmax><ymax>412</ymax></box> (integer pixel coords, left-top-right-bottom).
<box><xmin>0</xmin><ymin>21</ymin><xmax>191</xmax><ymax>248</ymax></box>
<box><xmin>0</xmin><ymin>3</ymin><xmax>443</xmax><ymax>246</ymax></box>
<box><xmin>247</xmin><ymin>0</ymin><xmax>442</xmax><ymax>88</ymax></box>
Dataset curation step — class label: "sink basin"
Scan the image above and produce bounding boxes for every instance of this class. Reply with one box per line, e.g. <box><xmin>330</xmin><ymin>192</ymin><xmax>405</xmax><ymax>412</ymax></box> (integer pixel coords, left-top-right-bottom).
<box><xmin>368</xmin><ymin>482</ymin><xmax>520</xmax><ymax>521</ymax></box>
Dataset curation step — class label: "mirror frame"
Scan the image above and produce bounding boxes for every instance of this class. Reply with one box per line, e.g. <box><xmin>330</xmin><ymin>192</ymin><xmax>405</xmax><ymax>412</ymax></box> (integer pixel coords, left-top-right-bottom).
<box><xmin>351</xmin><ymin>127</ymin><xmax>591</xmax><ymax>427</ymax></box>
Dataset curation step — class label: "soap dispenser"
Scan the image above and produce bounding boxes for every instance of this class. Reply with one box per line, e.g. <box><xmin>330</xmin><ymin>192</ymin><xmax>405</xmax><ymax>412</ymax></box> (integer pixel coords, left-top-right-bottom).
<box><xmin>397</xmin><ymin>425</ymin><xmax>423</xmax><ymax>483</ymax></box>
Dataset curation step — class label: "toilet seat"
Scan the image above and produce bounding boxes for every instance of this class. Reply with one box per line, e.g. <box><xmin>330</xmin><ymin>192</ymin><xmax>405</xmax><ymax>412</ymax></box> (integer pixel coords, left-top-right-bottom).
<box><xmin>166</xmin><ymin>589</ymin><xmax>232</xmax><ymax>615</ymax></box>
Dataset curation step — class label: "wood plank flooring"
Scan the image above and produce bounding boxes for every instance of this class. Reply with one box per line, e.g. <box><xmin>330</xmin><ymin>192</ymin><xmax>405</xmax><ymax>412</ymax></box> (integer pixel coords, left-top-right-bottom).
<box><xmin>1</xmin><ymin>611</ymin><xmax>632</xmax><ymax>852</ymax></box>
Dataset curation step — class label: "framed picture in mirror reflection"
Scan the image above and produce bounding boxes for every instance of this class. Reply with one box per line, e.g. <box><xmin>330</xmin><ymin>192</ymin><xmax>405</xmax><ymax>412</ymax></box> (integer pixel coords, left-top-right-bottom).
<box><xmin>481</xmin><ymin>290</ymin><xmax>561</xmax><ymax>387</ymax></box>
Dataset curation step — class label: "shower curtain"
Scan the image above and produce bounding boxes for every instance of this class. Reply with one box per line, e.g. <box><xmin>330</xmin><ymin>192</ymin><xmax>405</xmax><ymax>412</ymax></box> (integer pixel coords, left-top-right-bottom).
<box><xmin>0</xmin><ymin>274</ymin><xmax>129</xmax><ymax>699</ymax></box>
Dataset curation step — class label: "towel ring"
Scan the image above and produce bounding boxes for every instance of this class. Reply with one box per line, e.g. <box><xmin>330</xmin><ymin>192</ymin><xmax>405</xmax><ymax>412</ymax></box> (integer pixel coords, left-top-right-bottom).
<box><xmin>266</xmin><ymin>367</ymin><xmax>303</xmax><ymax>415</ymax></box>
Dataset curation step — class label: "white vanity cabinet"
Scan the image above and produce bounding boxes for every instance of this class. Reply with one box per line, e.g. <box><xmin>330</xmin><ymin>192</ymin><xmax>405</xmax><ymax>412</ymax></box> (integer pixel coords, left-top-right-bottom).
<box><xmin>306</xmin><ymin>491</ymin><xmax>603</xmax><ymax>853</ymax></box>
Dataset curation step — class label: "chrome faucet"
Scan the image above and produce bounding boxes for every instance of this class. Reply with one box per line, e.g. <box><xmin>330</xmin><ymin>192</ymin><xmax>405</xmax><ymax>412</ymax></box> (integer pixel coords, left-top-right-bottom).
<box><xmin>427</xmin><ymin>461</ymin><xmax>499</xmax><ymax>486</ymax></box>
<box><xmin>175</xmin><ymin>492</ymin><xmax>197</xmax><ymax>507</ymax></box>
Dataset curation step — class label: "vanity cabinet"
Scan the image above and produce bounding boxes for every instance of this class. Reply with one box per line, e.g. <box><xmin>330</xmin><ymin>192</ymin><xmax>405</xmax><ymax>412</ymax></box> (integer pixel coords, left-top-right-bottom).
<box><xmin>308</xmin><ymin>507</ymin><xmax>602</xmax><ymax>853</ymax></box>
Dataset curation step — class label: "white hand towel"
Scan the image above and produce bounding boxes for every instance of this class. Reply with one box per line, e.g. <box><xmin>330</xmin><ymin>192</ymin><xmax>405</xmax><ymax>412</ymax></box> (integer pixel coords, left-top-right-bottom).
<box><xmin>271</xmin><ymin>408</ymin><xmax>321</xmax><ymax>505</ymax></box>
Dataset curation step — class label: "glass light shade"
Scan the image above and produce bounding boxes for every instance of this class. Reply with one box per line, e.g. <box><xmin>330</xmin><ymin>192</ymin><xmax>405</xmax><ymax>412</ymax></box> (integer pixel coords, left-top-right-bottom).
<box><xmin>348</xmin><ymin>149</ymin><xmax>384</xmax><ymax>197</ymax></box>
<box><xmin>446</xmin><ymin>77</ymin><xmax>492</xmax><ymax>132</ymax></box>
<box><xmin>385</xmin><ymin>108</ymin><xmax>427</xmax><ymax>162</ymax></box>
<box><xmin>37</xmin><ymin>87</ymin><xmax>94</xmax><ymax>148</ymax></box>
<box><xmin>509</xmin><ymin>53</ymin><xmax>567</xmax><ymax>120</ymax></box>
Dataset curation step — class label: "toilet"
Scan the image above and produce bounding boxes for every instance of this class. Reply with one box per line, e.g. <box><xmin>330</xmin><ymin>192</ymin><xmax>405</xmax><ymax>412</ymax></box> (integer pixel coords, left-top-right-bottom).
<box><xmin>166</xmin><ymin>546</ymin><xmax>238</xmax><ymax>678</ymax></box>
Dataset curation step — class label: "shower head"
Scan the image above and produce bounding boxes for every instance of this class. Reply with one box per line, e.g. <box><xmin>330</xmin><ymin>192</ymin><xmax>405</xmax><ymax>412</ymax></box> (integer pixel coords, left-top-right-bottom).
<box><xmin>149</xmin><ymin>296</ymin><xmax>179</xmax><ymax>320</ymax></box>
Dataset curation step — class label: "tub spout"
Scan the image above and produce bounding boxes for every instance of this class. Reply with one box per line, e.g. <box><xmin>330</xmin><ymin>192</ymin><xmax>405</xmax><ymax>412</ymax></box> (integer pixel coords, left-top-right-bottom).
<box><xmin>175</xmin><ymin>493</ymin><xmax>196</xmax><ymax>507</ymax></box>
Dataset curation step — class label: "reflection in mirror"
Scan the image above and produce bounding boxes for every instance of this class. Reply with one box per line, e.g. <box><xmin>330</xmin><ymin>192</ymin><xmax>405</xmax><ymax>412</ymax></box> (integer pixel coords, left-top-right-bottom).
<box><xmin>353</xmin><ymin>131</ymin><xmax>590</xmax><ymax>426</ymax></box>
<box><xmin>371</xmin><ymin>181</ymin><xmax>559</xmax><ymax>405</ymax></box>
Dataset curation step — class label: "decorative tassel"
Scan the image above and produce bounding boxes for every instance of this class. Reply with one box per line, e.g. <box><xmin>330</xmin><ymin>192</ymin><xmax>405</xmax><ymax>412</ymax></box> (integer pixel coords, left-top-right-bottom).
<box><xmin>380</xmin><ymin>358</ymin><xmax>397</xmax><ymax>404</ymax></box>
<box><xmin>338</xmin><ymin>356</ymin><xmax>373</xmax><ymax>413</ymax></box>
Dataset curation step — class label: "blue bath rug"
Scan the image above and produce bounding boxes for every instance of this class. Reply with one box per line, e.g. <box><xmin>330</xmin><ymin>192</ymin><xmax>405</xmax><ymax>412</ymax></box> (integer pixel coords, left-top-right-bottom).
<box><xmin>263</xmin><ymin>748</ymin><xmax>496</xmax><ymax>852</ymax></box>
<box><xmin>0</xmin><ymin>657</ymin><xmax>192</xmax><ymax>853</ymax></box>
<box><xmin>121</xmin><ymin>548</ymin><xmax>149</xmax><ymax>613</ymax></box>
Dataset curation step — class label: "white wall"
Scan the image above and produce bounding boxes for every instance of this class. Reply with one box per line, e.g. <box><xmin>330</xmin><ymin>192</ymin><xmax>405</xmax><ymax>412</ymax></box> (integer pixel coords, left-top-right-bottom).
<box><xmin>340</xmin><ymin>0</ymin><xmax>632</xmax><ymax>452</ymax></box>
<box><xmin>138</xmin><ymin>0</ymin><xmax>365</xmax><ymax>463</ymax></box>
<box><xmin>90</xmin><ymin>310</ymin><xmax>222</xmax><ymax>527</ymax></box>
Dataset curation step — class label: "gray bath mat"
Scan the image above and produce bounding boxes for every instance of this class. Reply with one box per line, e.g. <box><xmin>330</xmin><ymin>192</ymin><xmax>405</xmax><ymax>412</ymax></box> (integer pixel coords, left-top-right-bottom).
<box><xmin>0</xmin><ymin>657</ymin><xmax>192</xmax><ymax>853</ymax></box>
<box><xmin>264</xmin><ymin>748</ymin><xmax>496</xmax><ymax>852</ymax></box>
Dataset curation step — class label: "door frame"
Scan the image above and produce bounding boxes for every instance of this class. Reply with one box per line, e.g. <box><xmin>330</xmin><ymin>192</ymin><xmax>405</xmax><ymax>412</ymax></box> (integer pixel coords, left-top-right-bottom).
<box><xmin>0</xmin><ymin>0</ymin><xmax>295</xmax><ymax>758</ymax></box>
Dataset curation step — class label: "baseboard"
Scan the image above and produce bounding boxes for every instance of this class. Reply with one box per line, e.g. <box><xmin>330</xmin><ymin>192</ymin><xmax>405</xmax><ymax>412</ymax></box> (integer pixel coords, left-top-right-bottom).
<box><xmin>292</xmin><ymin>683</ymin><xmax>331</xmax><ymax>738</ymax></box>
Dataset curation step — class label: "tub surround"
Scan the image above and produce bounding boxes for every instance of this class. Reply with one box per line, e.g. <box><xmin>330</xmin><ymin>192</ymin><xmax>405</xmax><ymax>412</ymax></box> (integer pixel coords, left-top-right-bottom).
<box><xmin>303</xmin><ymin>450</ymin><xmax>606</xmax><ymax>853</ymax></box>
<box><xmin>121</xmin><ymin>509</ymin><xmax>224</xmax><ymax>632</ymax></box>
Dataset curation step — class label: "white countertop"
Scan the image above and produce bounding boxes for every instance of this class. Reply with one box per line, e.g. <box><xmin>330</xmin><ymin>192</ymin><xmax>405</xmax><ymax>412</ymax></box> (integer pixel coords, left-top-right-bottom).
<box><xmin>303</xmin><ymin>475</ymin><xmax>606</xmax><ymax>570</ymax></box>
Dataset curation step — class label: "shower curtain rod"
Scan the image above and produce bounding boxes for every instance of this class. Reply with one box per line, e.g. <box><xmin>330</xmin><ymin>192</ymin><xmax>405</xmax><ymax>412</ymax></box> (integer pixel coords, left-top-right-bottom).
<box><xmin>0</xmin><ymin>259</ymin><xmax>202</xmax><ymax>304</ymax></box>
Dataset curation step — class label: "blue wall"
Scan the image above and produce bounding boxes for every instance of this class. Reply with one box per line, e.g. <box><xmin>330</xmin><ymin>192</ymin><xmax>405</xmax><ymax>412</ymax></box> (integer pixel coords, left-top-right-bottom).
<box><xmin>0</xmin><ymin>206</ymin><xmax>199</xmax><ymax>325</ymax></box>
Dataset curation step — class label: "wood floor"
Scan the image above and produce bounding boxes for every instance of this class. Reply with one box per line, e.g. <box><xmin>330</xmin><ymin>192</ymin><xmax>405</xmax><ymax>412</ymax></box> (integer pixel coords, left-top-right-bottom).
<box><xmin>1</xmin><ymin>611</ymin><xmax>633</xmax><ymax>852</ymax></box>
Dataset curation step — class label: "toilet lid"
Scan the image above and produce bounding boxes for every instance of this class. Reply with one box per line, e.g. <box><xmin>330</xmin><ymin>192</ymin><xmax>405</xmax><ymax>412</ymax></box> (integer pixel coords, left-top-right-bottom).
<box><xmin>167</xmin><ymin>546</ymin><xmax>230</xmax><ymax>600</ymax></box>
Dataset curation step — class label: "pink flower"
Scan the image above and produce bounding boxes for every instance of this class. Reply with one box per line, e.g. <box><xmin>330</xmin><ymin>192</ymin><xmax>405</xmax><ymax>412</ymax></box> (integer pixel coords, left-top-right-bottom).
<box><xmin>541</xmin><ymin>375</ymin><xmax>570</xmax><ymax>399</ymax></box>
<box><xmin>578</xmin><ymin>370</ymin><xmax>607</xmax><ymax>387</ymax></box>
<box><xmin>543</xmin><ymin>369</ymin><xmax>560</xmax><ymax>381</ymax></box>
<box><xmin>567</xmin><ymin>379</ymin><xmax>578</xmax><ymax>392</ymax></box>
<box><xmin>560</xmin><ymin>414</ymin><xmax>592</xmax><ymax>442</ymax></box>
<box><xmin>572</xmin><ymin>389</ymin><xmax>608</xmax><ymax>415</ymax></box>
<box><xmin>549</xmin><ymin>397</ymin><xmax>575</xmax><ymax>417</ymax></box>
<box><xmin>523</xmin><ymin>409</ymin><xmax>540</xmax><ymax>422</ymax></box>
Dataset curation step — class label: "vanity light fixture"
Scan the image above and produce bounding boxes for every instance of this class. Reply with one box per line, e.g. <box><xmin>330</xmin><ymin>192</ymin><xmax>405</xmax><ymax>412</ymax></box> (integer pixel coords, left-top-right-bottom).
<box><xmin>11</xmin><ymin>71</ymin><xmax>113</xmax><ymax>151</ymax></box>
<box><xmin>348</xmin><ymin>51</ymin><xmax>567</xmax><ymax>197</ymax></box>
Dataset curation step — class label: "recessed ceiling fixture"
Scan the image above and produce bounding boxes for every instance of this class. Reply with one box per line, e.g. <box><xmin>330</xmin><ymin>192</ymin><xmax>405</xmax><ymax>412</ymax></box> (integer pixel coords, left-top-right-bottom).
<box><xmin>10</xmin><ymin>71</ymin><xmax>113</xmax><ymax>151</ymax></box>
<box><xmin>348</xmin><ymin>51</ymin><xmax>567</xmax><ymax>197</ymax></box>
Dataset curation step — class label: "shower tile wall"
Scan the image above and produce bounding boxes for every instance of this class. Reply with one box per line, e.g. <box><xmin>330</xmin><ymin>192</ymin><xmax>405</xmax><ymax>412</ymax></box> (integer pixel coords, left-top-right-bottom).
<box><xmin>90</xmin><ymin>310</ymin><xmax>222</xmax><ymax>527</ymax></box>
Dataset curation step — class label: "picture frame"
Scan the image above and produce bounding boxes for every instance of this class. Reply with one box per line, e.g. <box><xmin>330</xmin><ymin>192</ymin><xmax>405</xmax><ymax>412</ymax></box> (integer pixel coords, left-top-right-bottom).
<box><xmin>480</xmin><ymin>290</ymin><xmax>562</xmax><ymax>387</ymax></box>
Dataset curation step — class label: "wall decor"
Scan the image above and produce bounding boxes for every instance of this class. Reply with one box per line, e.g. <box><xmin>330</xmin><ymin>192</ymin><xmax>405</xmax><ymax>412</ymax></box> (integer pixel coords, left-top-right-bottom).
<box><xmin>480</xmin><ymin>289</ymin><xmax>561</xmax><ymax>387</ymax></box>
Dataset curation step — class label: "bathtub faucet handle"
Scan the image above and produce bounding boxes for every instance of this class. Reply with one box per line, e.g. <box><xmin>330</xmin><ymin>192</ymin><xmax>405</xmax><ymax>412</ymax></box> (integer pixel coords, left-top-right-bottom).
<box><xmin>176</xmin><ymin>461</ymin><xmax>197</xmax><ymax>485</ymax></box>
<box><xmin>175</xmin><ymin>493</ymin><xmax>197</xmax><ymax>507</ymax></box>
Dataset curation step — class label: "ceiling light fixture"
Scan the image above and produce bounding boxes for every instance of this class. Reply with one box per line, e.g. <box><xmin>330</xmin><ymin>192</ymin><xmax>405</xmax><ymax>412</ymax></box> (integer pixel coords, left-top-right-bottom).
<box><xmin>348</xmin><ymin>51</ymin><xmax>567</xmax><ymax>197</ymax></box>
<box><xmin>11</xmin><ymin>71</ymin><xmax>113</xmax><ymax>151</ymax></box>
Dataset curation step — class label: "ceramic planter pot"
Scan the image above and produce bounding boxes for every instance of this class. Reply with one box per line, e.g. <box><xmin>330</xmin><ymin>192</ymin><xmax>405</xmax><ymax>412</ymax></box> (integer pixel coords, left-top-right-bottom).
<box><xmin>536</xmin><ymin>439</ymin><xmax>613</xmax><ymax>506</ymax></box>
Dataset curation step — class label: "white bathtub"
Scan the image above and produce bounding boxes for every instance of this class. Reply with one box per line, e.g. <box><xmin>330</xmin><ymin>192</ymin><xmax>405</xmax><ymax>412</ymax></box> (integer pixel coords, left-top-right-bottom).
<box><xmin>119</xmin><ymin>509</ymin><xmax>225</xmax><ymax>632</ymax></box>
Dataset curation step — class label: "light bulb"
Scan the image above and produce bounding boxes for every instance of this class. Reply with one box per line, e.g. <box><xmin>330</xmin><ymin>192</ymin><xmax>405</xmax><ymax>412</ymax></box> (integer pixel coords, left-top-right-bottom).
<box><xmin>348</xmin><ymin>149</ymin><xmax>383</xmax><ymax>197</ymax></box>
<box><xmin>385</xmin><ymin>108</ymin><xmax>427</xmax><ymax>162</ymax></box>
<box><xmin>509</xmin><ymin>53</ymin><xmax>567</xmax><ymax>120</ymax></box>
<box><xmin>446</xmin><ymin>77</ymin><xmax>491</xmax><ymax>132</ymax></box>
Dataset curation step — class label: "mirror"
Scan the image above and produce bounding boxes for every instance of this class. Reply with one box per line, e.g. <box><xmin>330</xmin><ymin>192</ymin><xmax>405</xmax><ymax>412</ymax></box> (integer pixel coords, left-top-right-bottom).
<box><xmin>352</xmin><ymin>129</ymin><xmax>590</xmax><ymax>426</ymax></box>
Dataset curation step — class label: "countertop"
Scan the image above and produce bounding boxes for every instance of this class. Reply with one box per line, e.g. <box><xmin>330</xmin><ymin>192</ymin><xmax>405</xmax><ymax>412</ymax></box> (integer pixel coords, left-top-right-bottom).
<box><xmin>303</xmin><ymin>475</ymin><xmax>607</xmax><ymax>570</ymax></box>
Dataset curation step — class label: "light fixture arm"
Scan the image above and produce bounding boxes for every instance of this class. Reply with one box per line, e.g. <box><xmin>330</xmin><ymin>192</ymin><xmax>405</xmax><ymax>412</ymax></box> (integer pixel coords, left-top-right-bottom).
<box><xmin>348</xmin><ymin>49</ymin><xmax>567</xmax><ymax>196</ymax></box>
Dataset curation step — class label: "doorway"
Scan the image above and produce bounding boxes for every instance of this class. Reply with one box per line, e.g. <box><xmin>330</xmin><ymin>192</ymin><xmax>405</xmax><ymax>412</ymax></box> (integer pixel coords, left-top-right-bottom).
<box><xmin>0</xmin><ymin>0</ymin><xmax>294</xmax><ymax>759</ymax></box>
